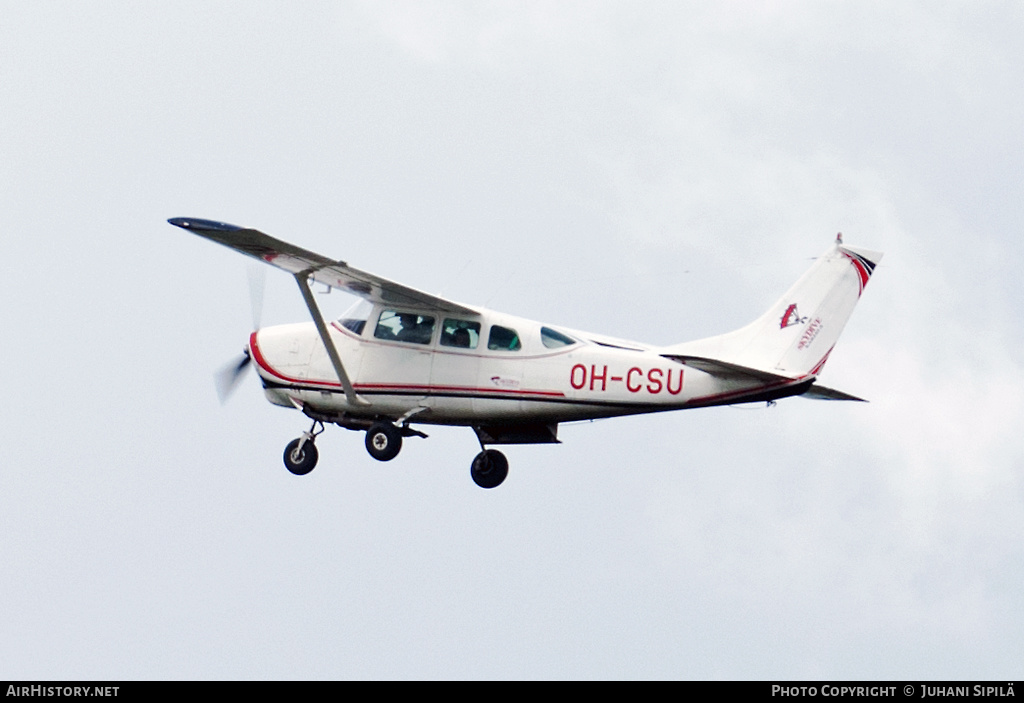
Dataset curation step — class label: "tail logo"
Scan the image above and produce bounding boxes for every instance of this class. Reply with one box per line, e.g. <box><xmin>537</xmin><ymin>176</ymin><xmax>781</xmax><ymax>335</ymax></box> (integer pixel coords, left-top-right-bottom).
<box><xmin>780</xmin><ymin>304</ymin><xmax>807</xmax><ymax>329</ymax></box>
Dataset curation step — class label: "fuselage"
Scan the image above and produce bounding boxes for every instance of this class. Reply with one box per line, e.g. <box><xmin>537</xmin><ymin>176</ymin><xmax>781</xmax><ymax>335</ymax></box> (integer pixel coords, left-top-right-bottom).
<box><xmin>247</xmin><ymin>302</ymin><xmax>780</xmax><ymax>427</ymax></box>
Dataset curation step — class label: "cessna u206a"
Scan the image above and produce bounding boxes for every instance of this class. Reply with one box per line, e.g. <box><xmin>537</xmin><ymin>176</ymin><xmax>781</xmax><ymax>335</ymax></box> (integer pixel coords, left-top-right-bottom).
<box><xmin>169</xmin><ymin>218</ymin><xmax>882</xmax><ymax>488</ymax></box>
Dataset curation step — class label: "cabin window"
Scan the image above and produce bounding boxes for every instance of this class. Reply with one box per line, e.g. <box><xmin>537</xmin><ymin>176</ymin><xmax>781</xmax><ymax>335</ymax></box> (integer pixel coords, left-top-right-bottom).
<box><xmin>440</xmin><ymin>319</ymin><xmax>480</xmax><ymax>349</ymax></box>
<box><xmin>540</xmin><ymin>326</ymin><xmax>577</xmax><ymax>349</ymax></box>
<box><xmin>374</xmin><ymin>310</ymin><xmax>435</xmax><ymax>345</ymax></box>
<box><xmin>338</xmin><ymin>299</ymin><xmax>373</xmax><ymax>335</ymax></box>
<box><xmin>487</xmin><ymin>325</ymin><xmax>521</xmax><ymax>351</ymax></box>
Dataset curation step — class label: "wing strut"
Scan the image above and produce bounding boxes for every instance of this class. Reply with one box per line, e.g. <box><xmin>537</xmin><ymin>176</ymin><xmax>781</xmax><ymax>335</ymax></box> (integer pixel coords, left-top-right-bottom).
<box><xmin>295</xmin><ymin>273</ymin><xmax>369</xmax><ymax>407</ymax></box>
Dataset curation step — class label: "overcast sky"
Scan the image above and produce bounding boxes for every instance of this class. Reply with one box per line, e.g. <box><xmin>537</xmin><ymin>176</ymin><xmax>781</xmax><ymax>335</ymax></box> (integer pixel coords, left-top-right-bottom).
<box><xmin>2</xmin><ymin>1</ymin><xmax>1022</xmax><ymax>680</ymax></box>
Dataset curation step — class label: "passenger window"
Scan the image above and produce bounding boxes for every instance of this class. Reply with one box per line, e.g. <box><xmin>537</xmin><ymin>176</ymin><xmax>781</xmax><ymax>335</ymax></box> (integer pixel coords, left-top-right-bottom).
<box><xmin>374</xmin><ymin>310</ymin><xmax>435</xmax><ymax>345</ymax></box>
<box><xmin>541</xmin><ymin>326</ymin><xmax>576</xmax><ymax>349</ymax></box>
<box><xmin>487</xmin><ymin>325</ymin><xmax>521</xmax><ymax>351</ymax></box>
<box><xmin>440</xmin><ymin>319</ymin><xmax>480</xmax><ymax>349</ymax></box>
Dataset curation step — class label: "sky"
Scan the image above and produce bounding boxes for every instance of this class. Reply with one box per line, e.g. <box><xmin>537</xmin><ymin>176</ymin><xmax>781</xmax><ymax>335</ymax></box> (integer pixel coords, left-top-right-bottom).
<box><xmin>2</xmin><ymin>0</ymin><xmax>1022</xmax><ymax>680</ymax></box>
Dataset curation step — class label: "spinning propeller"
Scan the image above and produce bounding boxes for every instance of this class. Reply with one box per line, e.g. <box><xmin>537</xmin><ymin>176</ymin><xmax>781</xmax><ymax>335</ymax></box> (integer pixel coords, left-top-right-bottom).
<box><xmin>215</xmin><ymin>263</ymin><xmax>265</xmax><ymax>403</ymax></box>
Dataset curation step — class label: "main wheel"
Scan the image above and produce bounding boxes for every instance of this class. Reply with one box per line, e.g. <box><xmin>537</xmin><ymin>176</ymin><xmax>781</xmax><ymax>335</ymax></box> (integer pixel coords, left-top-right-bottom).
<box><xmin>471</xmin><ymin>449</ymin><xmax>508</xmax><ymax>489</ymax></box>
<box><xmin>365</xmin><ymin>423</ymin><xmax>403</xmax><ymax>462</ymax></box>
<box><xmin>283</xmin><ymin>438</ymin><xmax>319</xmax><ymax>475</ymax></box>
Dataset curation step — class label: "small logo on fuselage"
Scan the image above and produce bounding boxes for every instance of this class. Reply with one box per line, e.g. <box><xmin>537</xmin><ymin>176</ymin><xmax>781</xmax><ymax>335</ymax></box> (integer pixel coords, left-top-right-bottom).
<box><xmin>490</xmin><ymin>376</ymin><xmax>521</xmax><ymax>390</ymax></box>
<box><xmin>780</xmin><ymin>304</ymin><xmax>807</xmax><ymax>329</ymax></box>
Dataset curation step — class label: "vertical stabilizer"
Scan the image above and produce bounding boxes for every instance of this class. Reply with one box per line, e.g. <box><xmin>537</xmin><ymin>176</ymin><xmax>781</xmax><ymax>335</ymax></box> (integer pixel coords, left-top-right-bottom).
<box><xmin>666</xmin><ymin>240</ymin><xmax>883</xmax><ymax>378</ymax></box>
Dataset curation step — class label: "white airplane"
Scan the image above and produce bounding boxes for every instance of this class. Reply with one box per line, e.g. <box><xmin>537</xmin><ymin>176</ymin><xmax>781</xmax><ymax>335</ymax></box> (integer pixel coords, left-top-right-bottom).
<box><xmin>170</xmin><ymin>218</ymin><xmax>882</xmax><ymax>488</ymax></box>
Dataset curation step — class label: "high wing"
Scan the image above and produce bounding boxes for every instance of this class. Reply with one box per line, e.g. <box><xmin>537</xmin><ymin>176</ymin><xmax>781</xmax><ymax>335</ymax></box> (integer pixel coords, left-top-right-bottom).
<box><xmin>168</xmin><ymin>218</ymin><xmax>478</xmax><ymax>316</ymax></box>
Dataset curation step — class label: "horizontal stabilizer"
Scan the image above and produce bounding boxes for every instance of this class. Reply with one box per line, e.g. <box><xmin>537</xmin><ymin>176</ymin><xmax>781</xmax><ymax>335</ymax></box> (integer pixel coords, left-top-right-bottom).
<box><xmin>800</xmin><ymin>384</ymin><xmax>867</xmax><ymax>402</ymax></box>
<box><xmin>664</xmin><ymin>354</ymin><xmax>867</xmax><ymax>403</ymax></box>
<box><xmin>661</xmin><ymin>355</ymin><xmax>792</xmax><ymax>384</ymax></box>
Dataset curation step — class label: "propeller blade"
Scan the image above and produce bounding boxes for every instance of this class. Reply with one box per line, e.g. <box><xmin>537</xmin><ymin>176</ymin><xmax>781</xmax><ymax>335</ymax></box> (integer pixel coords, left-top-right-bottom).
<box><xmin>215</xmin><ymin>350</ymin><xmax>251</xmax><ymax>404</ymax></box>
<box><xmin>215</xmin><ymin>265</ymin><xmax>263</xmax><ymax>403</ymax></box>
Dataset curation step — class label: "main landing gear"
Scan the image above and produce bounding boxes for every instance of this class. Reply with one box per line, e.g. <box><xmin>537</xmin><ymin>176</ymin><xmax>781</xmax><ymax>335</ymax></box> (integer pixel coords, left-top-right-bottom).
<box><xmin>365</xmin><ymin>422</ymin><xmax>402</xmax><ymax>462</ymax></box>
<box><xmin>470</xmin><ymin>449</ymin><xmax>508</xmax><ymax>489</ymax></box>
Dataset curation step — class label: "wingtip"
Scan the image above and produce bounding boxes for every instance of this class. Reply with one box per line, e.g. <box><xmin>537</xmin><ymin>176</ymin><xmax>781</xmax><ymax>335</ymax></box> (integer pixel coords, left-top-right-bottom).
<box><xmin>168</xmin><ymin>217</ymin><xmax>244</xmax><ymax>232</ymax></box>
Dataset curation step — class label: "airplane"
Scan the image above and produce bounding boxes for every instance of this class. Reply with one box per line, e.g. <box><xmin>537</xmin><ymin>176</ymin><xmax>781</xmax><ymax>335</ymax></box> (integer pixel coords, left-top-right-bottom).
<box><xmin>169</xmin><ymin>217</ymin><xmax>883</xmax><ymax>488</ymax></box>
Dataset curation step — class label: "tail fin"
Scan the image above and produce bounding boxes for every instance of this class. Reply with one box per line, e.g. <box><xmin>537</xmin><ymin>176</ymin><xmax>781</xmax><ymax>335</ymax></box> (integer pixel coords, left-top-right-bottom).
<box><xmin>665</xmin><ymin>238</ymin><xmax>883</xmax><ymax>379</ymax></box>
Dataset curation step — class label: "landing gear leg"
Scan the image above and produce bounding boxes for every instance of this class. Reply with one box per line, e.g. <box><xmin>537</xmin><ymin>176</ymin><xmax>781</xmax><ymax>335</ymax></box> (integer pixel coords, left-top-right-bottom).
<box><xmin>284</xmin><ymin>420</ymin><xmax>323</xmax><ymax>475</ymax></box>
<box><xmin>471</xmin><ymin>449</ymin><xmax>508</xmax><ymax>489</ymax></box>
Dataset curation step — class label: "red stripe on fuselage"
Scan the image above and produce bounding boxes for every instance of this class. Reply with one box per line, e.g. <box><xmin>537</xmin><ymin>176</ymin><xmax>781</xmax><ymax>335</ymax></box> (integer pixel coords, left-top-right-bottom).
<box><xmin>248</xmin><ymin>331</ymin><xmax>338</xmax><ymax>386</ymax></box>
<box><xmin>353</xmin><ymin>382</ymin><xmax>565</xmax><ymax>398</ymax></box>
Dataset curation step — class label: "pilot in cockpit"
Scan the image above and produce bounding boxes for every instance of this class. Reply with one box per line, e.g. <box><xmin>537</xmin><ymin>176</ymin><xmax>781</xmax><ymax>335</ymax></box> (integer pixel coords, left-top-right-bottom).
<box><xmin>396</xmin><ymin>313</ymin><xmax>433</xmax><ymax>344</ymax></box>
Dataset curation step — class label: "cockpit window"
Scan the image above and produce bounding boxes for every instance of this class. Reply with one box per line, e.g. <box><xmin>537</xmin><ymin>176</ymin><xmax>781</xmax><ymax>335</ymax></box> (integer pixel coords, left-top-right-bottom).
<box><xmin>487</xmin><ymin>325</ymin><xmax>521</xmax><ymax>351</ymax></box>
<box><xmin>540</xmin><ymin>326</ymin><xmax>577</xmax><ymax>349</ymax></box>
<box><xmin>338</xmin><ymin>299</ymin><xmax>373</xmax><ymax>335</ymax></box>
<box><xmin>374</xmin><ymin>310</ymin><xmax>435</xmax><ymax>345</ymax></box>
<box><xmin>440</xmin><ymin>319</ymin><xmax>480</xmax><ymax>349</ymax></box>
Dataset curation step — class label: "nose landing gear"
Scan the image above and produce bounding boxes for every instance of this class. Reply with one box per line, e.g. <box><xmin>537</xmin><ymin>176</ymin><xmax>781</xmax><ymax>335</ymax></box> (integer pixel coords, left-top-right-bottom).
<box><xmin>283</xmin><ymin>420</ymin><xmax>324</xmax><ymax>475</ymax></box>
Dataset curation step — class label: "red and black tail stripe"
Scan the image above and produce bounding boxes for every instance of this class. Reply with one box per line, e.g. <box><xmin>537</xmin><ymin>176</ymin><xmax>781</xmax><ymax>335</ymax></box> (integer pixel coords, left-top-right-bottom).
<box><xmin>840</xmin><ymin>249</ymin><xmax>876</xmax><ymax>296</ymax></box>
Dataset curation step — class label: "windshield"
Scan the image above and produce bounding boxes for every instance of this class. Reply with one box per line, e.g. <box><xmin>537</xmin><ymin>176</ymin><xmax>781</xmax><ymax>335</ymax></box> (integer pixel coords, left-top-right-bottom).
<box><xmin>338</xmin><ymin>299</ymin><xmax>373</xmax><ymax>335</ymax></box>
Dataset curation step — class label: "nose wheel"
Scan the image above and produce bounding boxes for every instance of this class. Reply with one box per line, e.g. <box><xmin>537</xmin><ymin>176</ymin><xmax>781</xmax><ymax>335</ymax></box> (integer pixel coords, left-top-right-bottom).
<box><xmin>283</xmin><ymin>420</ymin><xmax>323</xmax><ymax>475</ymax></box>
<box><xmin>471</xmin><ymin>449</ymin><xmax>508</xmax><ymax>489</ymax></box>
<box><xmin>284</xmin><ymin>439</ymin><xmax>318</xmax><ymax>475</ymax></box>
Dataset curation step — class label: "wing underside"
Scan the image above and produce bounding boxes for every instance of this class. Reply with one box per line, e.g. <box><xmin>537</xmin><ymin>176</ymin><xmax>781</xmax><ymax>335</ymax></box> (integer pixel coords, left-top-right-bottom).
<box><xmin>169</xmin><ymin>218</ymin><xmax>478</xmax><ymax>316</ymax></box>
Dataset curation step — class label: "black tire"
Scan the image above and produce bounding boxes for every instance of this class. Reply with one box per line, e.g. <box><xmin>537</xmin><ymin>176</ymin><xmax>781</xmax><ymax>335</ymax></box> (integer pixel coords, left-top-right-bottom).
<box><xmin>365</xmin><ymin>423</ymin><xmax>402</xmax><ymax>462</ymax></box>
<box><xmin>471</xmin><ymin>449</ymin><xmax>509</xmax><ymax>489</ymax></box>
<box><xmin>283</xmin><ymin>438</ymin><xmax>318</xmax><ymax>476</ymax></box>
